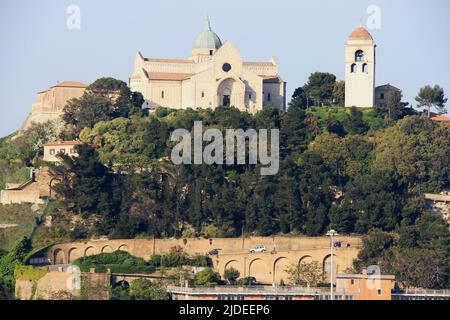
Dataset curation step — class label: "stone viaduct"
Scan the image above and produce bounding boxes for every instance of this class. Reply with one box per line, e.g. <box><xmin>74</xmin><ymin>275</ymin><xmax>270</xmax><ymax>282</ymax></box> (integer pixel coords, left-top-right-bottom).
<box><xmin>47</xmin><ymin>236</ymin><xmax>362</xmax><ymax>284</ymax></box>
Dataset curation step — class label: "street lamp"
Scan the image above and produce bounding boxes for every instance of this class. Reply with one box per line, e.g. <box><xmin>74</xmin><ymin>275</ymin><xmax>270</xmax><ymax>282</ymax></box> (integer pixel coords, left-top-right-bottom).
<box><xmin>326</xmin><ymin>229</ymin><xmax>339</xmax><ymax>300</ymax></box>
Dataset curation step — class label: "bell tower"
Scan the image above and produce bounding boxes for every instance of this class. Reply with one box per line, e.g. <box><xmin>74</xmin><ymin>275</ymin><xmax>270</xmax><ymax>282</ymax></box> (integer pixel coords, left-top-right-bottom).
<box><xmin>344</xmin><ymin>26</ymin><xmax>376</xmax><ymax>108</ymax></box>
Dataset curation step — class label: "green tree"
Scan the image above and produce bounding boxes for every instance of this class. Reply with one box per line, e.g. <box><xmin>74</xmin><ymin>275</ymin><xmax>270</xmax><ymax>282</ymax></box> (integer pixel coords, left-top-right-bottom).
<box><xmin>62</xmin><ymin>77</ymin><xmax>144</xmax><ymax>137</ymax></box>
<box><xmin>353</xmin><ymin>230</ymin><xmax>395</xmax><ymax>272</ymax></box>
<box><xmin>193</xmin><ymin>268</ymin><xmax>221</xmax><ymax>287</ymax></box>
<box><xmin>380</xmin><ymin>248</ymin><xmax>446</xmax><ymax>289</ymax></box>
<box><xmin>332</xmin><ymin>80</ymin><xmax>345</xmax><ymax>106</ymax></box>
<box><xmin>376</xmin><ymin>90</ymin><xmax>410</xmax><ymax>120</ymax></box>
<box><xmin>302</xmin><ymin>72</ymin><xmax>336</xmax><ymax>106</ymax></box>
<box><xmin>415</xmin><ymin>84</ymin><xmax>447</xmax><ymax>117</ymax></box>
<box><xmin>343</xmin><ymin>107</ymin><xmax>368</xmax><ymax>135</ymax></box>
<box><xmin>130</xmin><ymin>279</ymin><xmax>168</xmax><ymax>300</ymax></box>
<box><xmin>289</xmin><ymin>87</ymin><xmax>308</xmax><ymax>109</ymax></box>
<box><xmin>373</xmin><ymin>116</ymin><xmax>450</xmax><ymax>192</ymax></box>
<box><xmin>49</xmin><ymin>144</ymin><xmax>111</xmax><ymax>217</ymax></box>
<box><xmin>224</xmin><ymin>267</ymin><xmax>240</xmax><ymax>284</ymax></box>
<box><xmin>285</xmin><ymin>261</ymin><xmax>322</xmax><ymax>287</ymax></box>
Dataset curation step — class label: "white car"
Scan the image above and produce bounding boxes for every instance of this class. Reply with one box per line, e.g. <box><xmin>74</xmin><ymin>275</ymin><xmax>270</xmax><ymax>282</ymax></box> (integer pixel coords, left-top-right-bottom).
<box><xmin>249</xmin><ymin>245</ymin><xmax>266</xmax><ymax>253</ymax></box>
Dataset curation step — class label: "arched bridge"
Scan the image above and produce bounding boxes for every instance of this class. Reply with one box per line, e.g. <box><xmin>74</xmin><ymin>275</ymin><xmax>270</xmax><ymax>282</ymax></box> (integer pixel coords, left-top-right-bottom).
<box><xmin>47</xmin><ymin>236</ymin><xmax>361</xmax><ymax>285</ymax></box>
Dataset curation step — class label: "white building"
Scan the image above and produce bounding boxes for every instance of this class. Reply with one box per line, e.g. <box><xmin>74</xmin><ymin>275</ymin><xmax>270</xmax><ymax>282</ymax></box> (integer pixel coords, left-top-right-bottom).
<box><xmin>129</xmin><ymin>18</ymin><xmax>286</xmax><ymax>113</ymax></box>
<box><xmin>344</xmin><ymin>26</ymin><xmax>376</xmax><ymax>108</ymax></box>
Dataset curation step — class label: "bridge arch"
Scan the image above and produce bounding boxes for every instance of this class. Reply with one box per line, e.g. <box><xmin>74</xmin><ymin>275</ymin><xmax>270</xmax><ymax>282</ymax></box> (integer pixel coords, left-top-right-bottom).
<box><xmin>53</xmin><ymin>248</ymin><xmax>65</xmax><ymax>264</ymax></box>
<box><xmin>101</xmin><ymin>245</ymin><xmax>114</xmax><ymax>253</ymax></box>
<box><xmin>118</xmin><ymin>244</ymin><xmax>129</xmax><ymax>252</ymax></box>
<box><xmin>84</xmin><ymin>246</ymin><xmax>96</xmax><ymax>257</ymax></box>
<box><xmin>273</xmin><ymin>256</ymin><xmax>290</xmax><ymax>285</ymax></box>
<box><xmin>224</xmin><ymin>260</ymin><xmax>239</xmax><ymax>271</ymax></box>
<box><xmin>298</xmin><ymin>255</ymin><xmax>313</xmax><ymax>264</ymax></box>
<box><xmin>248</xmin><ymin>258</ymin><xmax>267</xmax><ymax>283</ymax></box>
<box><xmin>113</xmin><ymin>280</ymin><xmax>130</xmax><ymax>288</ymax></box>
<box><xmin>322</xmin><ymin>254</ymin><xmax>337</xmax><ymax>281</ymax></box>
<box><xmin>68</xmin><ymin>247</ymin><xmax>81</xmax><ymax>263</ymax></box>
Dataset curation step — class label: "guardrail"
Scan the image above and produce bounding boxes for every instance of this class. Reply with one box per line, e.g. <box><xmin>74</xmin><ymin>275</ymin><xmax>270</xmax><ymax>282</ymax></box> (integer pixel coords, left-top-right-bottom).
<box><xmin>394</xmin><ymin>289</ymin><xmax>450</xmax><ymax>297</ymax></box>
<box><xmin>167</xmin><ymin>285</ymin><xmax>349</xmax><ymax>296</ymax></box>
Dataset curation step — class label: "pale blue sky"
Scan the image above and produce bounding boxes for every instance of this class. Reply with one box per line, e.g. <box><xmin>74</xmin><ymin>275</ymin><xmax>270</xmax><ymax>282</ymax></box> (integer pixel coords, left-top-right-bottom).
<box><xmin>1</xmin><ymin>0</ymin><xmax>449</xmax><ymax>136</ymax></box>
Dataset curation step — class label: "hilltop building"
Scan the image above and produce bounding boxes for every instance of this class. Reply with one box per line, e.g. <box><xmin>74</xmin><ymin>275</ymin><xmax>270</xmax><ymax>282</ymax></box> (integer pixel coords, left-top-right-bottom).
<box><xmin>21</xmin><ymin>81</ymin><xmax>87</xmax><ymax>131</ymax></box>
<box><xmin>43</xmin><ymin>141</ymin><xmax>84</xmax><ymax>163</ymax></box>
<box><xmin>129</xmin><ymin>18</ymin><xmax>286</xmax><ymax>113</ymax></box>
<box><xmin>344</xmin><ymin>26</ymin><xmax>376</xmax><ymax>108</ymax></box>
<box><xmin>375</xmin><ymin>84</ymin><xmax>401</xmax><ymax>109</ymax></box>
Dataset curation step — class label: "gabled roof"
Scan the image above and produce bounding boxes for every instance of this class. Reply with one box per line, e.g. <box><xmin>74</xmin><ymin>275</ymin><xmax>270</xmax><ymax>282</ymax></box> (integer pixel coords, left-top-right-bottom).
<box><xmin>146</xmin><ymin>58</ymin><xmax>195</xmax><ymax>64</ymax></box>
<box><xmin>51</xmin><ymin>81</ymin><xmax>88</xmax><ymax>88</ymax></box>
<box><xmin>375</xmin><ymin>83</ymin><xmax>401</xmax><ymax>91</ymax></box>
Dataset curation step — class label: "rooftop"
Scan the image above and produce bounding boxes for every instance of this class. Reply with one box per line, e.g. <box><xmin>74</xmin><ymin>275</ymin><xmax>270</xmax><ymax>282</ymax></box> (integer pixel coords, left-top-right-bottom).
<box><xmin>348</xmin><ymin>26</ymin><xmax>374</xmax><ymax>41</ymax></box>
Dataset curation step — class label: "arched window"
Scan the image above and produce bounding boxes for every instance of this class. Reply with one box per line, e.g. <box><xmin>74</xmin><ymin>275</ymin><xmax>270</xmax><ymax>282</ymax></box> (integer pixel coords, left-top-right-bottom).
<box><xmin>362</xmin><ymin>63</ymin><xmax>368</xmax><ymax>73</ymax></box>
<box><xmin>351</xmin><ymin>63</ymin><xmax>357</xmax><ymax>73</ymax></box>
<box><xmin>161</xmin><ymin>90</ymin><xmax>165</xmax><ymax>99</ymax></box>
<box><xmin>355</xmin><ymin>50</ymin><xmax>365</xmax><ymax>62</ymax></box>
<box><xmin>201</xmin><ymin>91</ymin><xmax>205</xmax><ymax>98</ymax></box>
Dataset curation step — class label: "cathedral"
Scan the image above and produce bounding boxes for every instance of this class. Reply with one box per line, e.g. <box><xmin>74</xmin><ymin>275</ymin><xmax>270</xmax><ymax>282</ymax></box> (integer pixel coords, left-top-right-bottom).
<box><xmin>129</xmin><ymin>18</ymin><xmax>286</xmax><ymax>113</ymax></box>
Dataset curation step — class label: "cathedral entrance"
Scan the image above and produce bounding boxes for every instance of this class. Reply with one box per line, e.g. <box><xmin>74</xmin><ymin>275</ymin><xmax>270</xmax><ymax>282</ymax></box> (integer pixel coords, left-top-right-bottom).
<box><xmin>223</xmin><ymin>95</ymin><xmax>230</xmax><ymax>106</ymax></box>
<box><xmin>217</xmin><ymin>77</ymin><xmax>245</xmax><ymax>110</ymax></box>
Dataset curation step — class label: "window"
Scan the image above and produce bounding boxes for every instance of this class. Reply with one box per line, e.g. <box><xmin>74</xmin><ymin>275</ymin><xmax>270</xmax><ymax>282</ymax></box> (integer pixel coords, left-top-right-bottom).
<box><xmin>268</xmin><ymin>93</ymin><xmax>271</xmax><ymax>102</ymax></box>
<box><xmin>209</xmin><ymin>50</ymin><xmax>213</xmax><ymax>56</ymax></box>
<box><xmin>350</xmin><ymin>279</ymin><xmax>355</xmax><ymax>285</ymax></box>
<box><xmin>60</xmin><ymin>148</ymin><xmax>66</xmax><ymax>154</ymax></box>
<box><xmin>351</xmin><ymin>63</ymin><xmax>357</xmax><ymax>73</ymax></box>
<box><xmin>222</xmin><ymin>63</ymin><xmax>232</xmax><ymax>72</ymax></box>
<box><xmin>161</xmin><ymin>91</ymin><xmax>165</xmax><ymax>99</ymax></box>
<box><xmin>49</xmin><ymin>148</ymin><xmax>55</xmax><ymax>155</ymax></box>
<box><xmin>248</xmin><ymin>93</ymin><xmax>252</xmax><ymax>100</ymax></box>
<box><xmin>355</xmin><ymin>50</ymin><xmax>365</xmax><ymax>62</ymax></box>
<box><xmin>377</xmin><ymin>289</ymin><xmax>382</xmax><ymax>296</ymax></box>
<box><xmin>201</xmin><ymin>91</ymin><xmax>205</xmax><ymax>98</ymax></box>
<box><xmin>380</xmin><ymin>93</ymin><xmax>385</xmax><ymax>100</ymax></box>
<box><xmin>362</xmin><ymin>63</ymin><xmax>368</xmax><ymax>73</ymax></box>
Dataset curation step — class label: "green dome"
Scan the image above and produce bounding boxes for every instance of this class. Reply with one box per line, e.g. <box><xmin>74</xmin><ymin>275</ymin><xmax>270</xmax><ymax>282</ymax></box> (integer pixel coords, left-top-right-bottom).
<box><xmin>193</xmin><ymin>18</ymin><xmax>222</xmax><ymax>50</ymax></box>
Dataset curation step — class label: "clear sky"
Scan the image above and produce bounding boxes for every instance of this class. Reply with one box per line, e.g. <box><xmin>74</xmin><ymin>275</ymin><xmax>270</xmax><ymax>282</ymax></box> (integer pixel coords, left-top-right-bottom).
<box><xmin>0</xmin><ymin>0</ymin><xmax>449</xmax><ymax>136</ymax></box>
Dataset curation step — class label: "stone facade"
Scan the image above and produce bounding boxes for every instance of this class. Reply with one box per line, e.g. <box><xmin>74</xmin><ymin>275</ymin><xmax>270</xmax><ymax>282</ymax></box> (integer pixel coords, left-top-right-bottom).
<box><xmin>15</xmin><ymin>268</ymin><xmax>110</xmax><ymax>300</ymax></box>
<box><xmin>21</xmin><ymin>81</ymin><xmax>87</xmax><ymax>131</ymax></box>
<box><xmin>43</xmin><ymin>141</ymin><xmax>84</xmax><ymax>162</ymax></box>
<box><xmin>129</xmin><ymin>19</ymin><xmax>286</xmax><ymax>113</ymax></box>
<box><xmin>0</xmin><ymin>167</ymin><xmax>52</xmax><ymax>205</ymax></box>
<box><xmin>375</xmin><ymin>84</ymin><xmax>401</xmax><ymax>109</ymax></box>
<box><xmin>47</xmin><ymin>236</ymin><xmax>361</xmax><ymax>285</ymax></box>
<box><xmin>345</xmin><ymin>26</ymin><xmax>376</xmax><ymax>108</ymax></box>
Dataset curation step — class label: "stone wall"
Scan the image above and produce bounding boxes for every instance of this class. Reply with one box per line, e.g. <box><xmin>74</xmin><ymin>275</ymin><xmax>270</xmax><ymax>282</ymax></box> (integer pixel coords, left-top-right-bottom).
<box><xmin>48</xmin><ymin>236</ymin><xmax>361</xmax><ymax>284</ymax></box>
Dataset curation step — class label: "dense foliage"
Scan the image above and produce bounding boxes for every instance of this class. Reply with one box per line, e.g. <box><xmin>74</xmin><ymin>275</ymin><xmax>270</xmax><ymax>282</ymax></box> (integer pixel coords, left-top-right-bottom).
<box><xmin>72</xmin><ymin>250</ymin><xmax>211</xmax><ymax>273</ymax></box>
<box><xmin>0</xmin><ymin>76</ymin><xmax>448</xmax><ymax>290</ymax></box>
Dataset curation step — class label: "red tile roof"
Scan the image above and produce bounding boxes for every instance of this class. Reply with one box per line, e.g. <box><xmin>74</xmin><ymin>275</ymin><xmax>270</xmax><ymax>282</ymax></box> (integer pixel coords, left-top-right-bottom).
<box><xmin>348</xmin><ymin>27</ymin><xmax>373</xmax><ymax>41</ymax></box>
<box><xmin>430</xmin><ymin>114</ymin><xmax>450</xmax><ymax>122</ymax></box>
